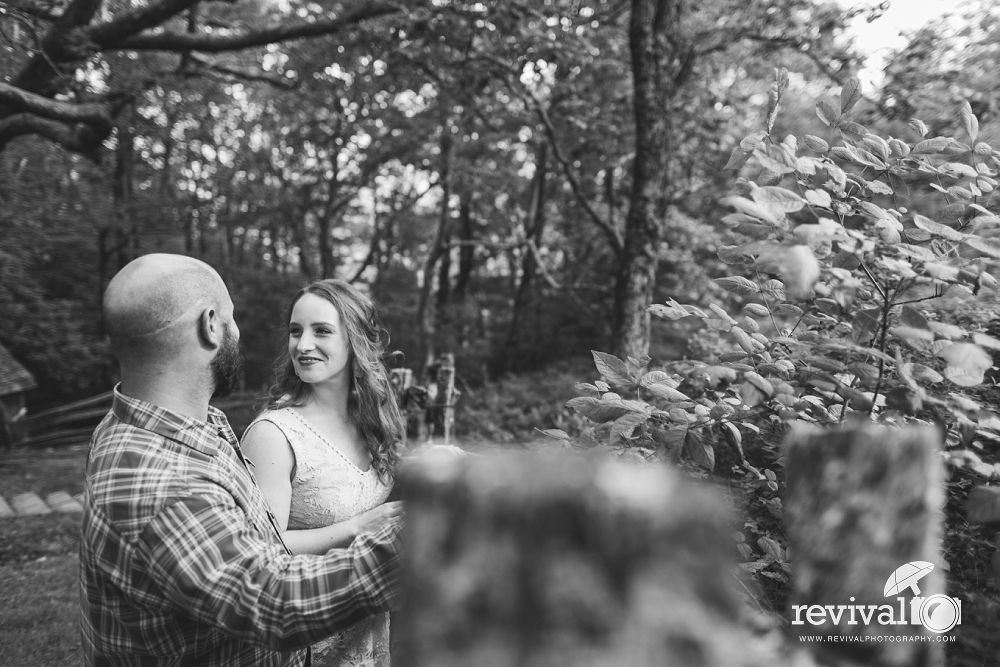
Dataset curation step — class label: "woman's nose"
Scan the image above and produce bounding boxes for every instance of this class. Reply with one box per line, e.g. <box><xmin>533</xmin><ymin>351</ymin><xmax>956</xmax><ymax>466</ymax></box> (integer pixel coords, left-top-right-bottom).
<box><xmin>297</xmin><ymin>332</ymin><xmax>315</xmax><ymax>351</ymax></box>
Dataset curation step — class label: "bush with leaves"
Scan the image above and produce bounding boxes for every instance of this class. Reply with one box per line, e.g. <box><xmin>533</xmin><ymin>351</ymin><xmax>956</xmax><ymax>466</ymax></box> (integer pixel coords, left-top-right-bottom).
<box><xmin>550</xmin><ymin>69</ymin><xmax>1000</xmax><ymax>610</ymax></box>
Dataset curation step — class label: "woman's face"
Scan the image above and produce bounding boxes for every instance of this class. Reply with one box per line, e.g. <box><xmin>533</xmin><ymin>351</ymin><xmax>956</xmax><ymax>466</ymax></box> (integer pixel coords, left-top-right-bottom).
<box><xmin>288</xmin><ymin>292</ymin><xmax>352</xmax><ymax>388</ymax></box>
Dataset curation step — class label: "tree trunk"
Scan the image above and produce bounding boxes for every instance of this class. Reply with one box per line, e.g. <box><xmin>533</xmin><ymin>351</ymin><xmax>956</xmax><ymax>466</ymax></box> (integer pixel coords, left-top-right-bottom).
<box><xmin>611</xmin><ymin>0</ymin><xmax>687</xmax><ymax>360</ymax></box>
<box><xmin>113</xmin><ymin>119</ymin><xmax>135</xmax><ymax>270</ymax></box>
<box><xmin>504</xmin><ymin>141</ymin><xmax>548</xmax><ymax>362</ymax></box>
<box><xmin>453</xmin><ymin>195</ymin><xmax>475</xmax><ymax>300</ymax></box>
<box><xmin>417</xmin><ymin>128</ymin><xmax>454</xmax><ymax>372</ymax></box>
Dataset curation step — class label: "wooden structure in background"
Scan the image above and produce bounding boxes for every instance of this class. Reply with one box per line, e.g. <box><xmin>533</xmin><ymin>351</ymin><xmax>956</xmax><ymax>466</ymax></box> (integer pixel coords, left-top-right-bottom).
<box><xmin>0</xmin><ymin>343</ymin><xmax>36</xmax><ymax>450</ymax></box>
<box><xmin>391</xmin><ymin>353</ymin><xmax>461</xmax><ymax>447</ymax></box>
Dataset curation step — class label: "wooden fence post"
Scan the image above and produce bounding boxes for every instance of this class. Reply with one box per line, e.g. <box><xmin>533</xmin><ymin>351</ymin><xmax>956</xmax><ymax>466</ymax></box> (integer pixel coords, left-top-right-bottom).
<box><xmin>395</xmin><ymin>452</ymin><xmax>779</xmax><ymax>667</ymax></box>
<box><xmin>786</xmin><ymin>424</ymin><xmax>947</xmax><ymax>666</ymax></box>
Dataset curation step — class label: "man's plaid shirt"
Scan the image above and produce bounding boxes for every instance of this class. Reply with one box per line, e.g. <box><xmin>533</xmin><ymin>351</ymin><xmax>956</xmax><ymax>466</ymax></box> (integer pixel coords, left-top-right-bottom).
<box><xmin>80</xmin><ymin>387</ymin><xmax>403</xmax><ymax>667</ymax></box>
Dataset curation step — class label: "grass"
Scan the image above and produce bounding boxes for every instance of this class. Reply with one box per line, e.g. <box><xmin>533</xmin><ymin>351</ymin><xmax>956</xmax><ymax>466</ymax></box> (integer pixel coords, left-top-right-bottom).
<box><xmin>0</xmin><ymin>553</ymin><xmax>81</xmax><ymax>667</ymax></box>
<box><xmin>0</xmin><ymin>446</ymin><xmax>86</xmax><ymax>666</ymax></box>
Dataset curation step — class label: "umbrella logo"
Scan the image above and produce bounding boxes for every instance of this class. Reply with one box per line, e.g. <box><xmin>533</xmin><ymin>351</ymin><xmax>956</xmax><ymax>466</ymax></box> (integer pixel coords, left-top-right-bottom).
<box><xmin>884</xmin><ymin>561</ymin><xmax>935</xmax><ymax>597</ymax></box>
<box><xmin>884</xmin><ymin>561</ymin><xmax>961</xmax><ymax>634</ymax></box>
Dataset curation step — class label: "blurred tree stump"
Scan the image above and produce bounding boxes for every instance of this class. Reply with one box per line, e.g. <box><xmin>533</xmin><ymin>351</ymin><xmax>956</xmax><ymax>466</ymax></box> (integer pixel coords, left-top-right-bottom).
<box><xmin>786</xmin><ymin>424</ymin><xmax>946</xmax><ymax>667</ymax></box>
<box><xmin>396</xmin><ymin>452</ymin><xmax>779</xmax><ymax>667</ymax></box>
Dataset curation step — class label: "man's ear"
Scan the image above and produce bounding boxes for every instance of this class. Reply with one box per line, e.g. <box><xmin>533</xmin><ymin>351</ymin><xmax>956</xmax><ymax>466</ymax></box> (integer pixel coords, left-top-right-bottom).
<box><xmin>198</xmin><ymin>308</ymin><xmax>222</xmax><ymax>350</ymax></box>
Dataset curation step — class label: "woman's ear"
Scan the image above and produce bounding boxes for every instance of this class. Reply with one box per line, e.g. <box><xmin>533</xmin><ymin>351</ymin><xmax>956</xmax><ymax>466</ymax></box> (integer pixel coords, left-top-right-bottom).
<box><xmin>198</xmin><ymin>307</ymin><xmax>222</xmax><ymax>350</ymax></box>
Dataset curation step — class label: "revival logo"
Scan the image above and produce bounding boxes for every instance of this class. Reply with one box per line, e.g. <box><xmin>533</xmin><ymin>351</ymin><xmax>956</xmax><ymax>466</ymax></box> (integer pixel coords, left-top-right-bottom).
<box><xmin>792</xmin><ymin>561</ymin><xmax>961</xmax><ymax>634</ymax></box>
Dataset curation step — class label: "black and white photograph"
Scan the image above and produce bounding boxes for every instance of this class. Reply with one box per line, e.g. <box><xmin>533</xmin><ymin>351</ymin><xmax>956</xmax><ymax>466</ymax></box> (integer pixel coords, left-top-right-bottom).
<box><xmin>1</xmin><ymin>0</ymin><xmax>998</xmax><ymax>665</ymax></box>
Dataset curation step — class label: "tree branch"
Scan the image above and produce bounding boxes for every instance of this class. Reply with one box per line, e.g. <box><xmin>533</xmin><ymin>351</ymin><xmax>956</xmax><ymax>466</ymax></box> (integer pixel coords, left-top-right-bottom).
<box><xmin>0</xmin><ymin>113</ymin><xmax>106</xmax><ymax>160</ymax></box>
<box><xmin>526</xmin><ymin>89</ymin><xmax>623</xmax><ymax>256</ymax></box>
<box><xmin>0</xmin><ymin>81</ymin><xmax>112</xmax><ymax>126</ymax></box>
<box><xmin>109</xmin><ymin>3</ymin><xmax>401</xmax><ymax>53</ymax></box>
<box><xmin>86</xmin><ymin>0</ymin><xmax>201</xmax><ymax>48</ymax></box>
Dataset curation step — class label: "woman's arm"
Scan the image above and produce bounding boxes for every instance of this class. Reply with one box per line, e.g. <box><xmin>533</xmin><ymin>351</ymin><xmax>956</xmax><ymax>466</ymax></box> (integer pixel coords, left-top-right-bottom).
<box><xmin>242</xmin><ymin>421</ymin><xmax>404</xmax><ymax>555</ymax></box>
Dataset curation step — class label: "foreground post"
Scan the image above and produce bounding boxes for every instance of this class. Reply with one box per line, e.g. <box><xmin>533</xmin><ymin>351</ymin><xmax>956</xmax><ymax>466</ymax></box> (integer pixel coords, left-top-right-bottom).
<box><xmin>396</xmin><ymin>452</ymin><xmax>774</xmax><ymax>667</ymax></box>
<box><xmin>786</xmin><ymin>424</ymin><xmax>947</xmax><ymax>666</ymax></box>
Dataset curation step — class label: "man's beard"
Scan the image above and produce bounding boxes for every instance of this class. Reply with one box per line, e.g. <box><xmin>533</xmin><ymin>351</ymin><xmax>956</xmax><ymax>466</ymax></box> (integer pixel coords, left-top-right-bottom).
<box><xmin>210</xmin><ymin>324</ymin><xmax>244</xmax><ymax>399</ymax></box>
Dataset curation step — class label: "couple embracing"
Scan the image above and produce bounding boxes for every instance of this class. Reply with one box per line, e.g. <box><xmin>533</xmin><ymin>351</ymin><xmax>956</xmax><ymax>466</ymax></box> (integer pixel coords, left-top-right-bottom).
<box><xmin>81</xmin><ymin>253</ymin><xmax>414</xmax><ymax>667</ymax></box>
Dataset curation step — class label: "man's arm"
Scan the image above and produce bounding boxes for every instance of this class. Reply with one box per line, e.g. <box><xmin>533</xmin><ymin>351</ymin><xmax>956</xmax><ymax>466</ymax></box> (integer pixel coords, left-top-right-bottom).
<box><xmin>136</xmin><ymin>491</ymin><xmax>403</xmax><ymax>652</ymax></box>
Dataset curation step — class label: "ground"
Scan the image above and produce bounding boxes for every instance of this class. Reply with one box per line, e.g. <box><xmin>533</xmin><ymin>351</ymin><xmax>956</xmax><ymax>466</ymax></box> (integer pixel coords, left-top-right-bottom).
<box><xmin>0</xmin><ymin>445</ymin><xmax>87</xmax><ymax>667</ymax></box>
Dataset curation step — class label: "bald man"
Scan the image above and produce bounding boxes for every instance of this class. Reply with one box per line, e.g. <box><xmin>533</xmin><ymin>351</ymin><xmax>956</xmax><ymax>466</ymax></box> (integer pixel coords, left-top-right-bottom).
<box><xmin>80</xmin><ymin>254</ymin><xmax>403</xmax><ymax>667</ymax></box>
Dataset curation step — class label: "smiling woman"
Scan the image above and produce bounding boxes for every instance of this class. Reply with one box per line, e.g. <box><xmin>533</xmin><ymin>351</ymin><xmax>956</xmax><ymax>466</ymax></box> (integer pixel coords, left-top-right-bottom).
<box><xmin>241</xmin><ymin>278</ymin><xmax>404</xmax><ymax>667</ymax></box>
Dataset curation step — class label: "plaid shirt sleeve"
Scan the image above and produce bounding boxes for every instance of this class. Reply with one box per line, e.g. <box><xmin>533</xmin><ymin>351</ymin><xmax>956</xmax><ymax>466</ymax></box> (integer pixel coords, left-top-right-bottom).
<box><xmin>136</xmin><ymin>488</ymin><xmax>403</xmax><ymax>653</ymax></box>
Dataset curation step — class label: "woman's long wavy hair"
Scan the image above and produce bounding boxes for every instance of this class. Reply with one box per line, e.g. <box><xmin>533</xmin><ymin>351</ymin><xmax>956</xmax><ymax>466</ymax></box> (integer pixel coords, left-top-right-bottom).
<box><xmin>266</xmin><ymin>279</ymin><xmax>403</xmax><ymax>484</ymax></box>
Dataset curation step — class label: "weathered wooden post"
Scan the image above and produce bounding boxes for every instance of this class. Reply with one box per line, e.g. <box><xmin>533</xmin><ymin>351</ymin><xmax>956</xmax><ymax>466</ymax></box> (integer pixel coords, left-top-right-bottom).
<box><xmin>396</xmin><ymin>452</ymin><xmax>778</xmax><ymax>667</ymax></box>
<box><xmin>786</xmin><ymin>424</ymin><xmax>948</xmax><ymax>666</ymax></box>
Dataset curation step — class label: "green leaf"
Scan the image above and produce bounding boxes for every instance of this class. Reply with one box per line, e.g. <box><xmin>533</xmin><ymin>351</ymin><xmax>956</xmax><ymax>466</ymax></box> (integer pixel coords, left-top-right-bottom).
<box><xmin>804</xmin><ymin>189</ymin><xmax>832</xmax><ymax>208</ymax></box>
<box><xmin>731</xmin><ymin>327</ymin><xmax>758</xmax><ymax>355</ymax></box>
<box><xmin>851</xmin><ymin>308</ymin><xmax>881</xmax><ymax>344</ymax></box>
<box><xmin>815</xmin><ymin>100</ymin><xmax>839</xmax><ymax>127</ymax></box>
<box><xmin>961</xmin><ymin>101</ymin><xmax>979</xmax><ymax>142</ymax></box>
<box><xmin>720</xmin><ymin>422</ymin><xmax>744</xmax><ymax>461</ymax></box>
<box><xmin>640</xmin><ymin>371</ymin><xmax>679</xmax><ymax>388</ymax></box>
<box><xmin>753</xmin><ymin>144</ymin><xmax>797</xmax><ymax>175</ymax></box>
<box><xmin>537</xmin><ymin>428</ymin><xmax>570</xmax><ymax>440</ymax></box>
<box><xmin>611</xmin><ymin>412</ymin><xmax>648</xmax><ymax>441</ymax></box>
<box><xmin>912</xmin><ymin>214</ymin><xmax>965</xmax><ymax>242</ymax></box>
<box><xmin>938</xmin><ymin>343</ymin><xmax>991</xmax><ymax>387</ymax></box>
<box><xmin>973</xmin><ymin>333</ymin><xmax>1000</xmax><ymax>351</ymax></box>
<box><xmin>566</xmin><ymin>397</ymin><xmax>630</xmax><ymax>423</ymax></box>
<box><xmin>912</xmin><ymin>137</ymin><xmax>951</xmax><ymax>154</ymax></box>
<box><xmin>889</xmin><ymin>138</ymin><xmax>911</xmax><ymax>157</ymax></box>
<box><xmin>592</xmin><ymin>351</ymin><xmax>633</xmax><ymax>386</ymax></box>
<box><xmin>701</xmin><ymin>365</ymin><xmax>739</xmax><ymax>386</ymax></box>
<box><xmin>900</xmin><ymin>363</ymin><xmax>944</xmax><ymax>384</ymax></box>
<box><xmin>759</xmin><ymin>279</ymin><xmax>786</xmax><ymax>301</ymax></box>
<box><xmin>751</xmin><ymin>186</ymin><xmax>805</xmax><ymax>212</ymax></box>
<box><xmin>721</xmin><ymin>196</ymin><xmax>780</xmax><ymax>225</ymax></box>
<box><xmin>866</xmin><ymin>180</ymin><xmax>893</xmax><ymax>195</ymax></box>
<box><xmin>909</xmin><ymin>119</ymin><xmax>929</xmax><ymax>137</ymax></box>
<box><xmin>838</xmin><ymin>120</ymin><xmax>868</xmax><ymax>142</ymax></box>
<box><xmin>648</xmin><ymin>298</ymin><xmax>704</xmax><ymax>321</ymax></box>
<box><xmin>684</xmin><ymin>429</ymin><xmax>715</xmax><ymax>471</ymax></box>
<box><xmin>962</xmin><ymin>236</ymin><xmax>1000</xmax><ymax>259</ymax></box>
<box><xmin>840</xmin><ymin>77</ymin><xmax>862</xmax><ymax>114</ymax></box>
<box><xmin>929</xmin><ymin>322</ymin><xmax>966</xmax><ymax>339</ymax></box>
<box><xmin>714</xmin><ymin>276</ymin><xmax>759</xmax><ymax>296</ymax></box>
<box><xmin>742</xmin><ymin>303</ymin><xmax>770</xmax><ymax>318</ymax></box>
<box><xmin>803</xmin><ymin>135</ymin><xmax>829</xmax><ymax>153</ymax></box>
<box><xmin>645</xmin><ymin>382</ymin><xmax>689</xmax><ymax>402</ymax></box>
<box><xmin>899</xmin><ymin>305</ymin><xmax>930</xmax><ymax>330</ymax></box>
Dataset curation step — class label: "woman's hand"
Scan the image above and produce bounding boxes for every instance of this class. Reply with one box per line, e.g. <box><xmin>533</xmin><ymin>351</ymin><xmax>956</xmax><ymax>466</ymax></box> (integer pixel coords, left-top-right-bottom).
<box><xmin>351</xmin><ymin>501</ymin><xmax>405</xmax><ymax>536</ymax></box>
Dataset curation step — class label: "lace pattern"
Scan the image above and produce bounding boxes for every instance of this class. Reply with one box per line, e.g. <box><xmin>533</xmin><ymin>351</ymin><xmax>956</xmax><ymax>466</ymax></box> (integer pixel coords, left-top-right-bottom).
<box><xmin>246</xmin><ymin>408</ymin><xmax>393</xmax><ymax>667</ymax></box>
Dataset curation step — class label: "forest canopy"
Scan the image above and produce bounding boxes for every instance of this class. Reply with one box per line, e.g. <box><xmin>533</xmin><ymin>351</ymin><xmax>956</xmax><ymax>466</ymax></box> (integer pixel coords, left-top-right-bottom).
<box><xmin>0</xmin><ymin>0</ymin><xmax>980</xmax><ymax>405</ymax></box>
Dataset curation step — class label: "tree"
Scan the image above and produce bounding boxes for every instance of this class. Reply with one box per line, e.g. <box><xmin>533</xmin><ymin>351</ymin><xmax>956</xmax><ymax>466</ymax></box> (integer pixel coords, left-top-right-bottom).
<box><xmin>610</xmin><ymin>0</ymin><xmax>861</xmax><ymax>359</ymax></box>
<box><xmin>0</xmin><ymin>0</ymin><xmax>403</xmax><ymax>158</ymax></box>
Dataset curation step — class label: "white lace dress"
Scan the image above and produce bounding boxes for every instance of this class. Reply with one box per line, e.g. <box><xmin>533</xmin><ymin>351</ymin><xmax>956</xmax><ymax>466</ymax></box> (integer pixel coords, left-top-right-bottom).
<box><xmin>247</xmin><ymin>408</ymin><xmax>393</xmax><ymax>667</ymax></box>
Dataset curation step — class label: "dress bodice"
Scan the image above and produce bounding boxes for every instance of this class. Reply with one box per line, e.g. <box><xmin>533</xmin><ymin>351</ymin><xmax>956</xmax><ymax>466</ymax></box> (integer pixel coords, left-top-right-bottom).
<box><xmin>248</xmin><ymin>408</ymin><xmax>392</xmax><ymax>530</ymax></box>
<box><xmin>245</xmin><ymin>407</ymin><xmax>393</xmax><ymax>667</ymax></box>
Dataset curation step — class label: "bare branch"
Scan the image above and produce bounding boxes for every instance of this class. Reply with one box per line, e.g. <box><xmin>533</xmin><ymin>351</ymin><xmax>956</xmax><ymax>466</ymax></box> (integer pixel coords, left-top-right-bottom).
<box><xmin>187</xmin><ymin>55</ymin><xmax>295</xmax><ymax>89</ymax></box>
<box><xmin>0</xmin><ymin>81</ymin><xmax>111</xmax><ymax>126</ymax></box>
<box><xmin>527</xmin><ymin>88</ymin><xmax>624</xmax><ymax>256</ymax></box>
<box><xmin>109</xmin><ymin>3</ymin><xmax>401</xmax><ymax>53</ymax></box>
<box><xmin>0</xmin><ymin>113</ymin><xmax>106</xmax><ymax>160</ymax></box>
<box><xmin>86</xmin><ymin>0</ymin><xmax>203</xmax><ymax>48</ymax></box>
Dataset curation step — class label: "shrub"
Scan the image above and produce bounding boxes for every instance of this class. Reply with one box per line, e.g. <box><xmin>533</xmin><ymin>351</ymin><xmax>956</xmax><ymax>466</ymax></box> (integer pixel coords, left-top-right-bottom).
<box><xmin>555</xmin><ymin>68</ymin><xmax>1000</xmax><ymax>608</ymax></box>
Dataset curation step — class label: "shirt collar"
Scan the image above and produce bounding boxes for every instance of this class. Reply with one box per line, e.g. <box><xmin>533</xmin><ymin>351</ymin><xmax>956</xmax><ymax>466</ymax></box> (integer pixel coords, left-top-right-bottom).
<box><xmin>112</xmin><ymin>384</ymin><xmax>233</xmax><ymax>456</ymax></box>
